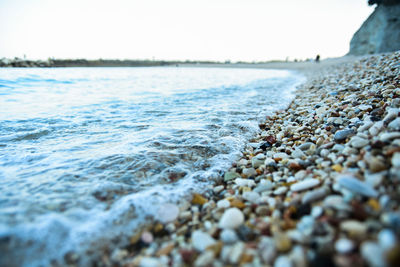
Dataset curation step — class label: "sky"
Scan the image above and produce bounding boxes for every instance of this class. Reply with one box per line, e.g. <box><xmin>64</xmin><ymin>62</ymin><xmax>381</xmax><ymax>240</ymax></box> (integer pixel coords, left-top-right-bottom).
<box><xmin>0</xmin><ymin>0</ymin><xmax>374</xmax><ymax>62</ymax></box>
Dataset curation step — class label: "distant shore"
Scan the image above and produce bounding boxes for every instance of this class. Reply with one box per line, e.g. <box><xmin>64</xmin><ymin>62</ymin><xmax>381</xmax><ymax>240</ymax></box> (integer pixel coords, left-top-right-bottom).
<box><xmin>0</xmin><ymin>57</ymin><xmax>346</xmax><ymax>69</ymax></box>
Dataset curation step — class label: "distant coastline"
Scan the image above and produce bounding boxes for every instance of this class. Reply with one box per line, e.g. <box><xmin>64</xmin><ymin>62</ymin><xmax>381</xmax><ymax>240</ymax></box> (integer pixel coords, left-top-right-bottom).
<box><xmin>0</xmin><ymin>57</ymin><xmax>297</xmax><ymax>68</ymax></box>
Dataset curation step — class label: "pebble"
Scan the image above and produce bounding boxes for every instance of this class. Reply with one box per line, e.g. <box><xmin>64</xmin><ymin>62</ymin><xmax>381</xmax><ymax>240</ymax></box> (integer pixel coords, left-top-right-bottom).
<box><xmin>242</xmin><ymin>191</ymin><xmax>260</xmax><ymax>203</ymax></box>
<box><xmin>337</xmin><ymin>175</ymin><xmax>378</xmax><ymax>197</ymax></box>
<box><xmin>242</xmin><ymin>167</ymin><xmax>257</xmax><ymax>177</ymax></box>
<box><xmin>292</xmin><ymin>149</ymin><xmax>305</xmax><ymax>158</ymax></box>
<box><xmin>235</xmin><ymin>178</ymin><xmax>256</xmax><ymax>187</ymax></box>
<box><xmin>157</xmin><ymin>203</ymin><xmax>179</xmax><ymax>223</ymax></box>
<box><xmin>341</xmin><ymin>220</ymin><xmax>368</xmax><ymax>238</ymax></box>
<box><xmin>219</xmin><ymin>208</ymin><xmax>244</xmax><ymax>229</ymax></box>
<box><xmin>388</xmin><ymin>118</ymin><xmax>400</xmax><ymax>130</ymax></box>
<box><xmin>213</xmin><ymin>185</ymin><xmax>224</xmax><ymax>194</ymax></box>
<box><xmin>334</xmin><ymin>129</ymin><xmax>355</xmax><ymax>141</ymax></box>
<box><xmin>274</xmin><ymin>186</ymin><xmax>288</xmax><ymax>195</ymax></box>
<box><xmin>224</xmin><ymin>171</ymin><xmax>240</xmax><ymax>181</ymax></box>
<box><xmin>311</xmin><ymin>206</ymin><xmax>324</xmax><ymax>218</ymax></box>
<box><xmin>302</xmin><ymin>187</ymin><xmax>328</xmax><ymax>204</ymax></box>
<box><xmin>254</xmin><ymin>182</ymin><xmax>273</xmax><ymax>193</ymax></box>
<box><xmin>191</xmin><ymin>230</ymin><xmax>216</xmax><ymax>252</ymax></box>
<box><xmin>217</xmin><ymin>199</ymin><xmax>230</xmax><ymax>209</ymax></box>
<box><xmin>335</xmin><ymin>238</ymin><xmax>354</xmax><ymax>254</ymax></box>
<box><xmin>392</xmin><ymin>152</ymin><xmax>400</xmax><ymax>168</ymax></box>
<box><xmin>220</xmin><ymin>229</ymin><xmax>238</xmax><ymax>244</ymax></box>
<box><xmin>379</xmin><ymin>132</ymin><xmax>400</xmax><ymax>142</ymax></box>
<box><xmin>350</xmin><ymin>136</ymin><xmax>369</xmax><ymax>148</ymax></box>
<box><xmin>274</xmin><ymin>255</ymin><xmax>293</xmax><ymax>267</ymax></box>
<box><xmin>360</xmin><ymin>241</ymin><xmax>385</xmax><ymax>267</ymax></box>
<box><xmin>378</xmin><ymin>229</ymin><xmax>397</xmax><ymax>251</ymax></box>
<box><xmin>139</xmin><ymin>257</ymin><xmax>163</xmax><ymax>267</ymax></box>
<box><xmin>141</xmin><ymin>231</ymin><xmax>154</xmax><ymax>244</ymax></box>
<box><xmin>194</xmin><ymin>251</ymin><xmax>215</xmax><ymax>267</ymax></box>
<box><xmin>290</xmin><ymin>179</ymin><xmax>319</xmax><ymax>192</ymax></box>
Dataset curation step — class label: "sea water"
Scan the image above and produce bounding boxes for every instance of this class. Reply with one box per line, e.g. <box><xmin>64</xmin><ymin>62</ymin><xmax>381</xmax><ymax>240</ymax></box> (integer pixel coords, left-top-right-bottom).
<box><xmin>0</xmin><ymin>67</ymin><xmax>304</xmax><ymax>266</ymax></box>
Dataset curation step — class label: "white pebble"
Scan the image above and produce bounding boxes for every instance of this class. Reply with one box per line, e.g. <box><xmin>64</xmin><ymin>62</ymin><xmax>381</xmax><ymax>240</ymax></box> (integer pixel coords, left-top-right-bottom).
<box><xmin>392</xmin><ymin>153</ymin><xmax>400</xmax><ymax>168</ymax></box>
<box><xmin>335</xmin><ymin>238</ymin><xmax>354</xmax><ymax>254</ymax></box>
<box><xmin>350</xmin><ymin>136</ymin><xmax>369</xmax><ymax>148</ymax></box>
<box><xmin>220</xmin><ymin>229</ymin><xmax>238</xmax><ymax>244</ymax></box>
<box><xmin>290</xmin><ymin>179</ymin><xmax>320</xmax><ymax>192</ymax></box>
<box><xmin>191</xmin><ymin>230</ymin><xmax>216</xmax><ymax>252</ymax></box>
<box><xmin>217</xmin><ymin>199</ymin><xmax>230</xmax><ymax>209</ymax></box>
<box><xmin>157</xmin><ymin>203</ymin><xmax>179</xmax><ymax>223</ymax></box>
<box><xmin>378</xmin><ymin>229</ymin><xmax>397</xmax><ymax>251</ymax></box>
<box><xmin>243</xmin><ymin>191</ymin><xmax>260</xmax><ymax>203</ymax></box>
<box><xmin>219</xmin><ymin>208</ymin><xmax>244</xmax><ymax>229</ymax></box>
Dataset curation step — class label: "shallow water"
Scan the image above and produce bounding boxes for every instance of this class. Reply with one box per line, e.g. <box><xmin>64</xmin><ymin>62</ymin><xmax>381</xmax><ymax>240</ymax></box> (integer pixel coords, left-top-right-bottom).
<box><xmin>0</xmin><ymin>67</ymin><xmax>304</xmax><ymax>266</ymax></box>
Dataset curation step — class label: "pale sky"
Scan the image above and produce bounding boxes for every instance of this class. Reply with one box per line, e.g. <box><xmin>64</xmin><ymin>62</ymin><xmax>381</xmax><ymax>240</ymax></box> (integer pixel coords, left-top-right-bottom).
<box><xmin>0</xmin><ymin>0</ymin><xmax>374</xmax><ymax>62</ymax></box>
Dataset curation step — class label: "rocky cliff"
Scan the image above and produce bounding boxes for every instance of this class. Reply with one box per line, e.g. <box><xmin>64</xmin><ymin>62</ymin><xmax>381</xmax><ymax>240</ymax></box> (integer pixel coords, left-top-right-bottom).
<box><xmin>349</xmin><ymin>1</ymin><xmax>400</xmax><ymax>55</ymax></box>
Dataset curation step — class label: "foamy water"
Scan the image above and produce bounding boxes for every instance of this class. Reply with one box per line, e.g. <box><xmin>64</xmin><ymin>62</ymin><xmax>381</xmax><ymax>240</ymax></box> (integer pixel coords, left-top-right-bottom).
<box><xmin>0</xmin><ymin>67</ymin><xmax>304</xmax><ymax>266</ymax></box>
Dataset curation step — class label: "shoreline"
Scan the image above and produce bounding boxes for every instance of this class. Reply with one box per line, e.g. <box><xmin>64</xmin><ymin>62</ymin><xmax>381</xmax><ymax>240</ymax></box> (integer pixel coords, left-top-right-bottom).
<box><xmin>102</xmin><ymin>51</ymin><xmax>400</xmax><ymax>267</ymax></box>
<box><xmin>2</xmin><ymin>52</ymin><xmax>399</xmax><ymax>266</ymax></box>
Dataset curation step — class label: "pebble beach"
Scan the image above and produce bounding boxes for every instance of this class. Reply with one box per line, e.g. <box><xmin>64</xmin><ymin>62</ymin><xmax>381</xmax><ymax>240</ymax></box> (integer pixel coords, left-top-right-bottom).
<box><xmin>79</xmin><ymin>51</ymin><xmax>400</xmax><ymax>267</ymax></box>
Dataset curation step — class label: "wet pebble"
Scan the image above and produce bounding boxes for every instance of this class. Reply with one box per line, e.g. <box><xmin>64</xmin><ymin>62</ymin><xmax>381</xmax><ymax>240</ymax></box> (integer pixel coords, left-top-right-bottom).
<box><xmin>337</xmin><ymin>175</ymin><xmax>378</xmax><ymax>197</ymax></box>
<box><xmin>219</xmin><ymin>208</ymin><xmax>244</xmax><ymax>229</ymax></box>
<box><xmin>290</xmin><ymin>178</ymin><xmax>319</xmax><ymax>192</ymax></box>
<box><xmin>191</xmin><ymin>230</ymin><xmax>216</xmax><ymax>252</ymax></box>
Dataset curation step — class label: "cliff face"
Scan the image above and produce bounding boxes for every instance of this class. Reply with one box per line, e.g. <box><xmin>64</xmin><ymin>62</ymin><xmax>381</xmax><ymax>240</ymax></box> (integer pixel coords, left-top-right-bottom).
<box><xmin>349</xmin><ymin>3</ymin><xmax>400</xmax><ymax>55</ymax></box>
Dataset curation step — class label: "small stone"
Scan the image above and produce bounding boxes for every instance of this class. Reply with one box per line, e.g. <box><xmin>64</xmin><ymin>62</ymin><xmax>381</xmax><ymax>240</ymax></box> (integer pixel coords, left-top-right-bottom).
<box><xmin>388</xmin><ymin>118</ymin><xmax>400</xmax><ymax>130</ymax></box>
<box><xmin>290</xmin><ymin>178</ymin><xmax>320</xmax><ymax>192</ymax></box>
<box><xmin>254</xmin><ymin>182</ymin><xmax>273</xmax><ymax>193</ymax></box>
<box><xmin>358</xmin><ymin>121</ymin><xmax>373</xmax><ymax>132</ymax></box>
<box><xmin>350</xmin><ymin>136</ymin><xmax>369</xmax><ymax>148</ymax></box>
<box><xmin>242</xmin><ymin>191</ymin><xmax>260</xmax><ymax>203</ymax></box>
<box><xmin>292</xmin><ymin>149</ymin><xmax>305</xmax><ymax>158</ymax></box>
<box><xmin>192</xmin><ymin>193</ymin><xmax>208</xmax><ymax>205</ymax></box>
<box><xmin>274</xmin><ymin>255</ymin><xmax>293</xmax><ymax>267</ymax></box>
<box><xmin>156</xmin><ymin>243</ymin><xmax>174</xmax><ymax>257</ymax></box>
<box><xmin>337</xmin><ymin>175</ymin><xmax>378</xmax><ymax>197</ymax></box>
<box><xmin>242</xmin><ymin>167</ymin><xmax>257</xmax><ymax>177</ymax></box>
<box><xmin>220</xmin><ymin>229</ymin><xmax>238</xmax><ymax>244</ymax></box>
<box><xmin>341</xmin><ymin>220</ymin><xmax>368</xmax><ymax>238</ymax></box>
<box><xmin>191</xmin><ymin>230</ymin><xmax>216</xmax><ymax>252</ymax></box>
<box><xmin>217</xmin><ymin>199</ymin><xmax>230</xmax><ymax>209</ymax></box>
<box><xmin>297</xmin><ymin>142</ymin><xmax>314</xmax><ymax>151</ymax></box>
<box><xmin>157</xmin><ymin>203</ymin><xmax>179</xmax><ymax>223</ymax></box>
<box><xmin>230</xmin><ymin>199</ymin><xmax>246</xmax><ymax>209</ymax></box>
<box><xmin>335</xmin><ymin>238</ymin><xmax>354</xmax><ymax>254</ymax></box>
<box><xmin>194</xmin><ymin>251</ymin><xmax>215</xmax><ymax>267</ymax></box>
<box><xmin>379</xmin><ymin>132</ymin><xmax>400</xmax><ymax>142</ymax></box>
<box><xmin>378</xmin><ymin>229</ymin><xmax>397</xmax><ymax>251</ymax></box>
<box><xmin>141</xmin><ymin>231</ymin><xmax>153</xmax><ymax>244</ymax></box>
<box><xmin>255</xmin><ymin>205</ymin><xmax>269</xmax><ymax>216</ymax></box>
<box><xmin>302</xmin><ymin>187</ymin><xmax>328</xmax><ymax>204</ymax></box>
<box><xmin>334</xmin><ymin>129</ymin><xmax>355</xmax><ymax>141</ymax></box>
<box><xmin>274</xmin><ymin>232</ymin><xmax>292</xmax><ymax>252</ymax></box>
<box><xmin>295</xmin><ymin>170</ymin><xmax>307</xmax><ymax>180</ymax></box>
<box><xmin>219</xmin><ymin>208</ymin><xmax>244</xmax><ymax>229</ymax></box>
<box><xmin>366</xmin><ymin>156</ymin><xmax>386</xmax><ymax>173</ymax></box>
<box><xmin>274</xmin><ymin>186</ymin><xmax>288</xmax><ymax>195</ymax></box>
<box><xmin>252</xmin><ymin>154</ymin><xmax>266</xmax><ymax>168</ymax></box>
<box><xmin>224</xmin><ymin>171</ymin><xmax>240</xmax><ymax>181</ymax></box>
<box><xmin>139</xmin><ymin>257</ymin><xmax>163</xmax><ymax>267</ymax></box>
<box><xmin>213</xmin><ymin>185</ymin><xmax>224</xmax><ymax>194</ymax></box>
<box><xmin>361</xmin><ymin>241</ymin><xmax>385</xmax><ymax>267</ymax></box>
<box><xmin>235</xmin><ymin>178</ymin><xmax>256</xmax><ymax>187</ymax></box>
<box><xmin>392</xmin><ymin>153</ymin><xmax>400</xmax><ymax>168</ymax></box>
<box><xmin>311</xmin><ymin>206</ymin><xmax>324</xmax><ymax>218</ymax></box>
<box><xmin>369</xmin><ymin>121</ymin><xmax>384</xmax><ymax>136</ymax></box>
<box><xmin>331</xmin><ymin>164</ymin><xmax>343</xmax><ymax>172</ymax></box>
